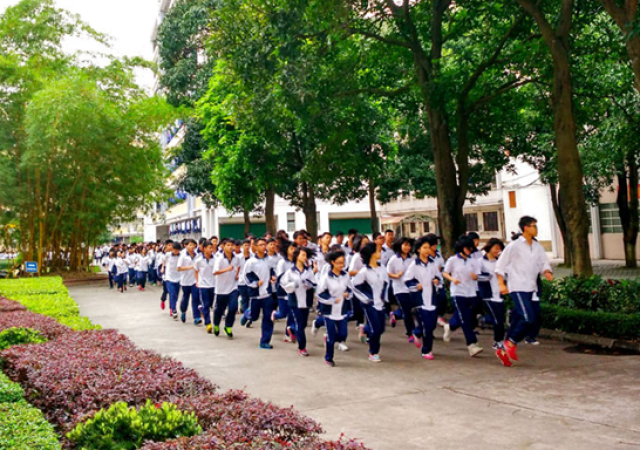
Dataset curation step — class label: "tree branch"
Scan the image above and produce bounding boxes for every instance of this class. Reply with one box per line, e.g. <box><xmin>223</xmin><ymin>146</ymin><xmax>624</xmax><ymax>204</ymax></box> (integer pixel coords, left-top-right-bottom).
<box><xmin>558</xmin><ymin>0</ymin><xmax>574</xmax><ymax>39</ymax></box>
<box><xmin>346</xmin><ymin>26</ymin><xmax>411</xmax><ymax>48</ymax></box>
<box><xmin>515</xmin><ymin>0</ymin><xmax>556</xmax><ymax>48</ymax></box>
<box><xmin>335</xmin><ymin>81</ymin><xmax>417</xmax><ymax>98</ymax></box>
<box><xmin>470</xmin><ymin>77</ymin><xmax>539</xmax><ymax>110</ymax></box>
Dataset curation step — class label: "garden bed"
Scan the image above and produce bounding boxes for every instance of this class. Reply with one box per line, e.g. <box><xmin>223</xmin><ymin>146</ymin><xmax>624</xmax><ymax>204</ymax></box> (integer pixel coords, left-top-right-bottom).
<box><xmin>0</xmin><ymin>277</ymin><xmax>368</xmax><ymax>450</ymax></box>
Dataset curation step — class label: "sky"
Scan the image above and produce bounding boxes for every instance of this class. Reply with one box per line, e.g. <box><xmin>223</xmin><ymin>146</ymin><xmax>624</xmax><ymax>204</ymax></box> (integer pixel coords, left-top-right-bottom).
<box><xmin>0</xmin><ymin>0</ymin><xmax>160</xmax><ymax>89</ymax></box>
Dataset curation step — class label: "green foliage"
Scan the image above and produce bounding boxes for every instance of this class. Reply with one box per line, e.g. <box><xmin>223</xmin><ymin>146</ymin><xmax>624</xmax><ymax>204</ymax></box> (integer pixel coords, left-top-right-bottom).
<box><xmin>0</xmin><ymin>327</ymin><xmax>47</xmax><ymax>351</ymax></box>
<box><xmin>541</xmin><ymin>276</ymin><xmax>640</xmax><ymax>315</ymax></box>
<box><xmin>0</xmin><ymin>401</ymin><xmax>61</xmax><ymax>450</ymax></box>
<box><xmin>67</xmin><ymin>400</ymin><xmax>202</xmax><ymax>450</ymax></box>
<box><xmin>0</xmin><ymin>277</ymin><xmax>100</xmax><ymax>331</ymax></box>
<box><xmin>0</xmin><ymin>371</ymin><xmax>25</xmax><ymax>403</ymax></box>
<box><xmin>541</xmin><ymin>303</ymin><xmax>640</xmax><ymax>341</ymax></box>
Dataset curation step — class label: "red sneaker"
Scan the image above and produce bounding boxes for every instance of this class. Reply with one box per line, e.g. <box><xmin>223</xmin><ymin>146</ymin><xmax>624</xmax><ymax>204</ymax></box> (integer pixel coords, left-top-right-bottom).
<box><xmin>504</xmin><ymin>340</ymin><xmax>519</xmax><ymax>361</ymax></box>
<box><xmin>496</xmin><ymin>348</ymin><xmax>513</xmax><ymax>367</ymax></box>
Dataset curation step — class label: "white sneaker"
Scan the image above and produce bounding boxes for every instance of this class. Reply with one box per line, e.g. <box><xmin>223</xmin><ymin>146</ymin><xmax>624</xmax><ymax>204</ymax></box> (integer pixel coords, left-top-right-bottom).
<box><xmin>442</xmin><ymin>323</ymin><xmax>451</xmax><ymax>342</ymax></box>
<box><xmin>437</xmin><ymin>317</ymin><xmax>446</xmax><ymax>327</ymax></box>
<box><xmin>311</xmin><ymin>320</ymin><xmax>318</xmax><ymax>336</ymax></box>
<box><xmin>368</xmin><ymin>354</ymin><xmax>381</xmax><ymax>362</ymax></box>
<box><xmin>338</xmin><ymin>342</ymin><xmax>349</xmax><ymax>352</ymax></box>
<box><xmin>468</xmin><ymin>343</ymin><xmax>484</xmax><ymax>357</ymax></box>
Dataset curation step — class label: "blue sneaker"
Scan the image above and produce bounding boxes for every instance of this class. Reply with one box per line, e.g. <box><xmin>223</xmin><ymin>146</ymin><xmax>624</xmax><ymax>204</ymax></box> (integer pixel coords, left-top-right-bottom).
<box><xmin>180</xmin><ymin>313</ymin><xmax>186</xmax><ymax>323</ymax></box>
<box><xmin>240</xmin><ymin>315</ymin><xmax>247</xmax><ymax>326</ymax></box>
<box><xmin>259</xmin><ymin>343</ymin><xmax>273</xmax><ymax>349</ymax></box>
<box><xmin>194</xmin><ymin>318</ymin><xmax>202</xmax><ymax>326</ymax></box>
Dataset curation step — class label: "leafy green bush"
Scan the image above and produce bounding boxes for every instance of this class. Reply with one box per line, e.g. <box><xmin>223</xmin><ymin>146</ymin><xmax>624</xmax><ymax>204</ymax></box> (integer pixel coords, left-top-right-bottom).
<box><xmin>0</xmin><ymin>371</ymin><xmax>24</xmax><ymax>403</ymax></box>
<box><xmin>541</xmin><ymin>276</ymin><xmax>640</xmax><ymax>315</ymax></box>
<box><xmin>541</xmin><ymin>303</ymin><xmax>640</xmax><ymax>340</ymax></box>
<box><xmin>0</xmin><ymin>277</ymin><xmax>100</xmax><ymax>331</ymax></box>
<box><xmin>0</xmin><ymin>327</ymin><xmax>48</xmax><ymax>351</ymax></box>
<box><xmin>0</xmin><ymin>401</ymin><xmax>61</xmax><ymax>450</ymax></box>
<box><xmin>67</xmin><ymin>400</ymin><xmax>202</xmax><ymax>450</ymax></box>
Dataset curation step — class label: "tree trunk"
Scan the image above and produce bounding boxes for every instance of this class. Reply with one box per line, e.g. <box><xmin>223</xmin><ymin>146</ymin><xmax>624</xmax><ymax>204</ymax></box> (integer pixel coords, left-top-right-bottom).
<box><xmin>550</xmin><ymin>183</ymin><xmax>572</xmax><ymax>266</ymax></box>
<box><xmin>517</xmin><ymin>0</ymin><xmax>593</xmax><ymax>276</ymax></box>
<box><xmin>368</xmin><ymin>180</ymin><xmax>378</xmax><ymax>234</ymax></box>
<box><xmin>301</xmin><ymin>182</ymin><xmax>318</xmax><ymax>239</ymax></box>
<box><xmin>264</xmin><ymin>187</ymin><xmax>276</xmax><ymax>235</ymax></box>
<box><xmin>243</xmin><ymin>209</ymin><xmax>251</xmax><ymax>237</ymax></box>
<box><xmin>617</xmin><ymin>155</ymin><xmax>639</xmax><ymax>268</ymax></box>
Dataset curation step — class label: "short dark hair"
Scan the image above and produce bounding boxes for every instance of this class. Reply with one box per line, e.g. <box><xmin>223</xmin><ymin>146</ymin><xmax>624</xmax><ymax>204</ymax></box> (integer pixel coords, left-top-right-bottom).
<box><xmin>165</xmin><ymin>239</ymin><xmax>173</xmax><ymax>245</ymax></box>
<box><xmin>255</xmin><ymin>237</ymin><xmax>266</xmax><ymax>245</ymax></box>
<box><xmin>186</xmin><ymin>239</ymin><xmax>197</xmax><ymax>245</ymax></box>
<box><xmin>266</xmin><ymin>238</ymin><xmax>276</xmax><ymax>245</ymax></box>
<box><xmin>353</xmin><ymin>235</ymin><xmax>369</xmax><ymax>253</ymax></box>
<box><xmin>392</xmin><ymin>237</ymin><xmax>414</xmax><ymax>254</ymax></box>
<box><xmin>335</xmin><ymin>231</ymin><xmax>344</xmax><ymax>237</ymax></box>
<box><xmin>279</xmin><ymin>239</ymin><xmax>294</xmax><ymax>258</ymax></box>
<box><xmin>519</xmin><ymin>216</ymin><xmax>537</xmax><ymax>232</ymax></box>
<box><xmin>293</xmin><ymin>231</ymin><xmax>306</xmax><ymax>240</ymax></box>
<box><xmin>384</xmin><ymin>229</ymin><xmax>394</xmax><ymax>234</ymax></box>
<box><xmin>327</xmin><ymin>250</ymin><xmax>346</xmax><ymax>267</ymax></box>
<box><xmin>210</xmin><ymin>236</ymin><xmax>219</xmax><ymax>241</ymax></box>
<box><xmin>198</xmin><ymin>237</ymin><xmax>207</xmax><ymax>245</ymax></box>
<box><xmin>172</xmin><ymin>243</ymin><xmax>183</xmax><ymax>252</ymax></box>
<box><xmin>483</xmin><ymin>238</ymin><xmax>505</xmax><ymax>253</ymax></box>
<box><xmin>372</xmin><ymin>232</ymin><xmax>382</xmax><ymax>240</ymax></box>
<box><xmin>293</xmin><ymin>246</ymin><xmax>316</xmax><ymax>263</ymax></box>
<box><xmin>454</xmin><ymin>237</ymin><xmax>475</xmax><ymax>254</ymax></box>
<box><xmin>202</xmin><ymin>240</ymin><xmax>214</xmax><ymax>249</ymax></box>
<box><xmin>467</xmin><ymin>231</ymin><xmax>480</xmax><ymax>241</ymax></box>
<box><xmin>414</xmin><ymin>235</ymin><xmax>435</xmax><ymax>253</ymax></box>
<box><xmin>359</xmin><ymin>243</ymin><xmax>378</xmax><ymax>266</ymax></box>
<box><xmin>347</xmin><ymin>228</ymin><xmax>359</xmax><ymax>236</ymax></box>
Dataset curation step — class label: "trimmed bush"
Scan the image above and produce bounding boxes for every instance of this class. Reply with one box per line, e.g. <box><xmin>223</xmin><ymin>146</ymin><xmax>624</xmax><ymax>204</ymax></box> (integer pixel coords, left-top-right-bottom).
<box><xmin>0</xmin><ymin>371</ymin><xmax>24</xmax><ymax>403</ymax></box>
<box><xmin>67</xmin><ymin>400</ymin><xmax>202</xmax><ymax>450</ymax></box>
<box><xmin>141</xmin><ymin>434</ymin><xmax>369</xmax><ymax>450</ymax></box>
<box><xmin>0</xmin><ymin>277</ymin><xmax>99</xmax><ymax>331</ymax></box>
<box><xmin>0</xmin><ymin>327</ymin><xmax>48</xmax><ymax>351</ymax></box>
<box><xmin>0</xmin><ymin>401</ymin><xmax>61</xmax><ymax>450</ymax></box>
<box><xmin>0</xmin><ymin>297</ymin><xmax>27</xmax><ymax>312</ymax></box>
<box><xmin>541</xmin><ymin>303</ymin><xmax>640</xmax><ymax>340</ymax></box>
<box><xmin>541</xmin><ymin>275</ymin><xmax>640</xmax><ymax>315</ymax></box>
<box><xmin>1</xmin><ymin>329</ymin><xmax>217</xmax><ymax>431</ymax></box>
<box><xmin>175</xmin><ymin>390</ymin><xmax>322</xmax><ymax>444</ymax></box>
<box><xmin>0</xmin><ymin>310</ymin><xmax>72</xmax><ymax>339</ymax></box>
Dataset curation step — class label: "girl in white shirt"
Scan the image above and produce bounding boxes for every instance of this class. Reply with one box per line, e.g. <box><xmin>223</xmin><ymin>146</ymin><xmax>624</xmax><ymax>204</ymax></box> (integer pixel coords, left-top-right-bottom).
<box><xmin>353</xmin><ymin>243</ymin><xmax>389</xmax><ymax>363</ymax></box>
<box><xmin>386</xmin><ymin>237</ymin><xmax>415</xmax><ymax>342</ymax></box>
<box><xmin>443</xmin><ymin>237</ymin><xmax>483</xmax><ymax>357</ymax></box>
<box><xmin>273</xmin><ymin>240</ymin><xmax>296</xmax><ymax>343</ymax></box>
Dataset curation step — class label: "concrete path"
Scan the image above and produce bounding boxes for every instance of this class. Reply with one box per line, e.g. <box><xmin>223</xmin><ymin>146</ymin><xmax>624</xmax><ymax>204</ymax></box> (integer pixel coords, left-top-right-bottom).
<box><xmin>70</xmin><ymin>284</ymin><xmax>640</xmax><ymax>450</ymax></box>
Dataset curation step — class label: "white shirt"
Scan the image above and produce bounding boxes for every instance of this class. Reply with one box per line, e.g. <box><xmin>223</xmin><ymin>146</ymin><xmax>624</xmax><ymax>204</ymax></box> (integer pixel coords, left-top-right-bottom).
<box><xmin>115</xmin><ymin>257</ymin><xmax>128</xmax><ymax>275</ymax></box>
<box><xmin>281</xmin><ymin>265</ymin><xmax>317</xmax><ymax>308</ymax></box>
<box><xmin>317</xmin><ymin>270</ymin><xmax>353</xmax><ymax>320</ymax></box>
<box><xmin>164</xmin><ymin>252</ymin><xmax>181</xmax><ymax>283</ymax></box>
<box><xmin>237</xmin><ymin>253</ymin><xmax>250</xmax><ymax>287</ymax></box>
<box><xmin>348</xmin><ymin>253</ymin><xmax>364</xmax><ymax>276</ymax></box>
<box><xmin>135</xmin><ymin>255</ymin><xmax>151</xmax><ymax>272</ymax></box>
<box><xmin>444</xmin><ymin>254</ymin><xmax>480</xmax><ymax>298</ymax></box>
<box><xmin>276</xmin><ymin>258</ymin><xmax>295</xmax><ymax>298</ymax></box>
<box><xmin>495</xmin><ymin>237</ymin><xmax>551</xmax><ymax>293</ymax></box>
<box><xmin>404</xmin><ymin>257</ymin><xmax>440</xmax><ymax>311</ymax></box>
<box><xmin>195</xmin><ymin>255</ymin><xmax>216</xmax><ymax>289</ymax></box>
<box><xmin>177</xmin><ymin>251</ymin><xmax>198</xmax><ymax>286</ymax></box>
<box><xmin>386</xmin><ymin>254</ymin><xmax>413</xmax><ymax>295</ymax></box>
<box><xmin>353</xmin><ymin>265</ymin><xmax>389</xmax><ymax>311</ymax></box>
<box><xmin>214</xmin><ymin>252</ymin><xmax>240</xmax><ymax>295</ymax></box>
<box><xmin>242</xmin><ymin>254</ymin><xmax>272</xmax><ymax>299</ymax></box>
<box><xmin>478</xmin><ymin>257</ymin><xmax>501</xmax><ymax>302</ymax></box>
<box><xmin>380</xmin><ymin>244</ymin><xmax>393</xmax><ymax>267</ymax></box>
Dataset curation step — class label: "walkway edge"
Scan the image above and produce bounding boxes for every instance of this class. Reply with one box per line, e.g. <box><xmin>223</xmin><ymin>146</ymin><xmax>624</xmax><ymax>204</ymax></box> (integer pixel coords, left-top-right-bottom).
<box><xmin>539</xmin><ymin>328</ymin><xmax>640</xmax><ymax>353</ymax></box>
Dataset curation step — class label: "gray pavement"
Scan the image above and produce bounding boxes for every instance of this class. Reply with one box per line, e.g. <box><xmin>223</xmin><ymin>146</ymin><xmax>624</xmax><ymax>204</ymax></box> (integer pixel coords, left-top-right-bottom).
<box><xmin>70</xmin><ymin>284</ymin><xmax>640</xmax><ymax>450</ymax></box>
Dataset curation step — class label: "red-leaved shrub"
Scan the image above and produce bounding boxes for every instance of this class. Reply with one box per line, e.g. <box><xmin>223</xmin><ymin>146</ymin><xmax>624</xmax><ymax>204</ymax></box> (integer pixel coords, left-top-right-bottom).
<box><xmin>140</xmin><ymin>434</ymin><xmax>369</xmax><ymax>450</ymax></box>
<box><xmin>0</xmin><ymin>297</ymin><xmax>27</xmax><ymax>312</ymax></box>
<box><xmin>1</xmin><ymin>329</ymin><xmax>217</xmax><ymax>431</ymax></box>
<box><xmin>175</xmin><ymin>390</ymin><xmax>322</xmax><ymax>443</ymax></box>
<box><xmin>0</xmin><ymin>310</ymin><xmax>71</xmax><ymax>339</ymax></box>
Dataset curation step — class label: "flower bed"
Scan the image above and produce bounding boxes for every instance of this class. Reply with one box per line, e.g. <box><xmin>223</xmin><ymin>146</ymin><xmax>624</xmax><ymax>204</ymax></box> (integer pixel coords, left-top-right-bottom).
<box><xmin>541</xmin><ymin>276</ymin><xmax>640</xmax><ymax>340</ymax></box>
<box><xmin>1</xmin><ymin>329</ymin><xmax>217</xmax><ymax>432</ymax></box>
<box><xmin>0</xmin><ymin>277</ymin><xmax>98</xmax><ymax>331</ymax></box>
<box><xmin>0</xmin><ymin>297</ymin><xmax>27</xmax><ymax>312</ymax></box>
<box><xmin>0</xmin><ymin>278</ymin><xmax>369</xmax><ymax>449</ymax></box>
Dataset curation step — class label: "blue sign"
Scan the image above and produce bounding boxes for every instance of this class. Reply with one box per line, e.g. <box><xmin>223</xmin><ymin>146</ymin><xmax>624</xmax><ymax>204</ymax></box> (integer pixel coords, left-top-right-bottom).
<box><xmin>25</xmin><ymin>262</ymin><xmax>38</xmax><ymax>273</ymax></box>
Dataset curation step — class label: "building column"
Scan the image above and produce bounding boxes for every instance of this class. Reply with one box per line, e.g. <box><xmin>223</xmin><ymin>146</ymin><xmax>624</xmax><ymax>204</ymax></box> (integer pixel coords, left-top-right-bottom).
<box><xmin>591</xmin><ymin>204</ymin><xmax>603</xmax><ymax>260</ymax></box>
<box><xmin>211</xmin><ymin>208</ymin><xmax>219</xmax><ymax>238</ymax></box>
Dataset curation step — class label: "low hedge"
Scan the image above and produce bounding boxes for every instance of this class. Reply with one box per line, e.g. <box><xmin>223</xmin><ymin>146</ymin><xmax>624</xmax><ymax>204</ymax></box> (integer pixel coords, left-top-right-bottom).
<box><xmin>0</xmin><ymin>327</ymin><xmax>48</xmax><ymax>351</ymax></box>
<box><xmin>0</xmin><ymin>371</ymin><xmax>24</xmax><ymax>403</ymax></box>
<box><xmin>541</xmin><ymin>303</ymin><xmax>640</xmax><ymax>341</ymax></box>
<box><xmin>541</xmin><ymin>275</ymin><xmax>640</xmax><ymax>315</ymax></box>
<box><xmin>0</xmin><ymin>309</ymin><xmax>72</xmax><ymax>340</ymax></box>
<box><xmin>0</xmin><ymin>401</ymin><xmax>62</xmax><ymax>450</ymax></box>
<box><xmin>0</xmin><ymin>277</ymin><xmax>99</xmax><ymax>331</ymax></box>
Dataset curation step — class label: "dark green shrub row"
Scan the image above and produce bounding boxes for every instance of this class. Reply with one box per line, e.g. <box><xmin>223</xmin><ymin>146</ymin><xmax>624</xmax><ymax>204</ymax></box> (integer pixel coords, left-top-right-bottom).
<box><xmin>0</xmin><ymin>327</ymin><xmax>48</xmax><ymax>351</ymax></box>
<box><xmin>541</xmin><ymin>303</ymin><xmax>640</xmax><ymax>340</ymax></box>
<box><xmin>541</xmin><ymin>275</ymin><xmax>640</xmax><ymax>315</ymax></box>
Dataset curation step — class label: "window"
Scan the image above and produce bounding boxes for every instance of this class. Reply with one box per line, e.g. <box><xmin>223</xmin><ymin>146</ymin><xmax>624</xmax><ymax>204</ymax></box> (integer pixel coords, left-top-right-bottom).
<box><xmin>465</xmin><ymin>213</ymin><xmax>479</xmax><ymax>232</ymax></box>
<box><xmin>508</xmin><ymin>191</ymin><xmax>517</xmax><ymax>208</ymax></box>
<box><xmin>287</xmin><ymin>213</ymin><xmax>295</xmax><ymax>233</ymax></box>
<box><xmin>483</xmin><ymin>212</ymin><xmax>499</xmax><ymax>232</ymax></box>
<box><xmin>423</xmin><ymin>222</ymin><xmax>429</xmax><ymax>232</ymax></box>
<box><xmin>410</xmin><ymin>222</ymin><xmax>416</xmax><ymax>233</ymax></box>
<box><xmin>599</xmin><ymin>203</ymin><xmax>623</xmax><ymax>234</ymax></box>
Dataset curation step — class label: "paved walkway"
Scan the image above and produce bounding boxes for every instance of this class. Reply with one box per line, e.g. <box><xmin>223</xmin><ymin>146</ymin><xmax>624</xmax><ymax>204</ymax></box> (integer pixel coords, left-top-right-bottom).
<box><xmin>551</xmin><ymin>259</ymin><xmax>640</xmax><ymax>280</ymax></box>
<box><xmin>70</xmin><ymin>284</ymin><xmax>640</xmax><ymax>450</ymax></box>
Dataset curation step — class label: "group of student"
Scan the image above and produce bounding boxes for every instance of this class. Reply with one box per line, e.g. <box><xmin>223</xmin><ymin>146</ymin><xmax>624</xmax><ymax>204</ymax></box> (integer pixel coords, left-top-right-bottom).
<box><xmin>101</xmin><ymin>215</ymin><xmax>552</xmax><ymax>368</ymax></box>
